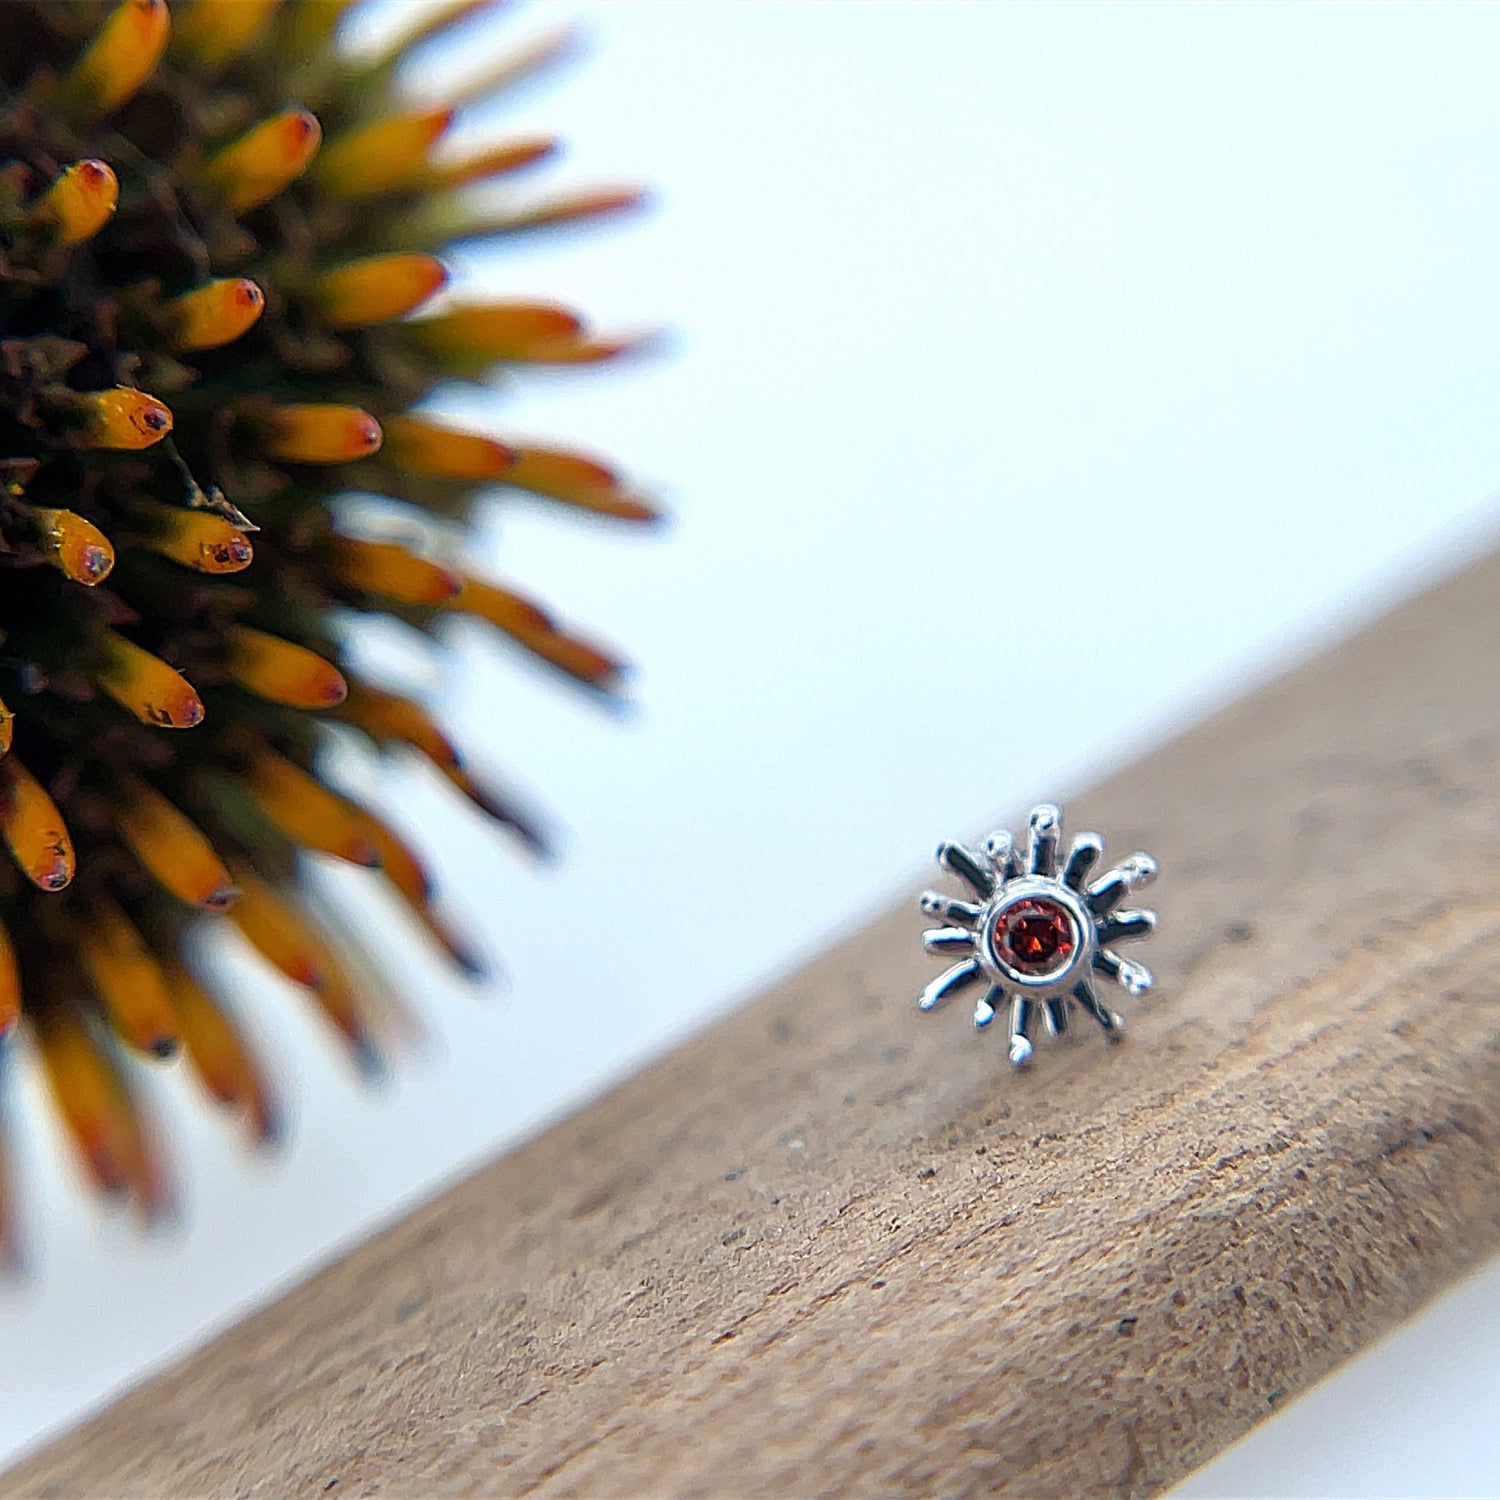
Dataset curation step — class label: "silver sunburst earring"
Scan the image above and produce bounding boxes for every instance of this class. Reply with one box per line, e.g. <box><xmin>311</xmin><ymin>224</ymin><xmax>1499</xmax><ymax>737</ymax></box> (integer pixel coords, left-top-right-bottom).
<box><xmin>918</xmin><ymin>803</ymin><xmax>1158</xmax><ymax>1067</ymax></box>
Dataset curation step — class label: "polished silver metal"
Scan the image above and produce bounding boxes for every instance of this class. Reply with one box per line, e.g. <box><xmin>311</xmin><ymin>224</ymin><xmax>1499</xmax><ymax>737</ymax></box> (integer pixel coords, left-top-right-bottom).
<box><xmin>918</xmin><ymin>802</ymin><xmax>1159</xmax><ymax>1067</ymax></box>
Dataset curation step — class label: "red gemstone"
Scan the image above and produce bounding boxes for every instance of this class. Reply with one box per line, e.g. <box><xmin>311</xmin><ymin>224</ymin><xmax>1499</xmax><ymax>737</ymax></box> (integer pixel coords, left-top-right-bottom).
<box><xmin>991</xmin><ymin>897</ymin><xmax>1075</xmax><ymax>976</ymax></box>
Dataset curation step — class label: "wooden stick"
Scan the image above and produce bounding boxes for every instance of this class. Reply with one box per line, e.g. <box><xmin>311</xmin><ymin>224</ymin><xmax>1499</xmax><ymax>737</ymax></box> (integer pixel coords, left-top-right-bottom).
<box><xmin>7</xmin><ymin>551</ymin><xmax>1500</xmax><ymax>1498</ymax></box>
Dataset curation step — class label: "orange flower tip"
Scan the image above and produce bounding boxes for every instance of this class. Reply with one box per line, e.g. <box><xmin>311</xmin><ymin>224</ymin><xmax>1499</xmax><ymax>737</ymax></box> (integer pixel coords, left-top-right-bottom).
<box><xmin>264</xmin><ymin>405</ymin><xmax>382</xmax><ymax>464</ymax></box>
<box><xmin>431</xmin><ymin>133</ymin><xmax>559</xmax><ymax>188</ymax></box>
<box><xmin>69</xmin><ymin>387</ymin><xmax>173</xmax><ymax>451</ymax></box>
<box><xmin>167</xmin><ymin>278</ymin><xmax>265</xmax><ymax>352</ymax></box>
<box><xmin>175</xmin><ymin>695</ymin><xmax>205</xmax><ymax>729</ymax></box>
<box><xmin>620</xmin><ymin>497</ymin><xmax>666</xmax><ymax>526</ymax></box>
<box><xmin>454</xmin><ymin>185</ymin><xmax>649</xmax><ymax>243</ymax></box>
<box><xmin>522</xmin><ymin>331</ymin><xmax>654</xmax><ymax>367</ymax></box>
<box><xmin>99</xmin><ymin>636</ymin><xmax>205</xmax><ymax>729</ymax></box>
<box><xmin>222</xmin><ymin>536</ymin><xmax>253</xmax><ymax>568</ymax></box>
<box><xmin>0</xmin><ymin>933</ymin><xmax>17</xmax><ymax>1034</ymax></box>
<box><xmin>289</xmin><ymin>957</ymin><xmax>325</xmax><ymax>991</ymax></box>
<box><xmin>531</xmin><ymin>184</ymin><xmax>650</xmax><ymax>227</ymax></box>
<box><xmin>310</xmin><ymin>254</ymin><xmax>448</xmax><ymax>330</ymax></box>
<box><xmin>34</xmin><ymin>159</ymin><xmax>119</xmax><ymax>246</ymax></box>
<box><xmin>381</xmin><ymin>839</ymin><xmax>434</xmax><ymax>904</ymax></box>
<box><xmin>404</xmin><ymin>302</ymin><xmax>583</xmax><ymax>363</ymax></box>
<box><xmin>350</xmin><ymin>840</ymin><xmax>383</xmax><ymax>870</ymax></box>
<box><xmin>143</xmin><ymin>505</ymin><xmax>254</xmax><ymax>574</ymax></box>
<box><xmin>453</xmin><ymin>577</ymin><xmax>554</xmax><ymax>634</ymax></box>
<box><xmin>204</xmin><ymin>109</ymin><xmax>323</xmax><ymax>215</ymax></box>
<box><xmin>314</xmin><ymin>108</ymin><xmax>455</xmax><ymax>200</ymax></box>
<box><xmin>0</xmin><ymin>702</ymin><xmax>11</xmax><ymax>758</ymax></box>
<box><xmin>76</xmin><ymin>542</ymin><xmax>113</xmax><ymax>582</ymax></box>
<box><xmin>285</xmin><ymin>109</ymin><xmax>322</xmax><ymax>151</ymax></box>
<box><xmin>62</xmin><ymin>0</ymin><xmax>170</xmax><ymax>117</ymax></box>
<box><xmin>381</xmin><ymin>416</ymin><xmax>514</xmax><ymax>481</ymax></box>
<box><xmin>503</xmin><ymin>448</ymin><xmax>662</xmax><ymax>523</ymax></box>
<box><xmin>116</xmin><ymin>784</ymin><xmax>233</xmax><ymax>911</ymax></box>
<box><xmin>37</xmin><ymin>509</ymin><xmax>115</xmax><ymax>585</ymax></box>
<box><xmin>0</xmin><ymin>759</ymin><xmax>75</xmax><ymax>891</ymax></box>
<box><xmin>336</xmin><ymin>539</ymin><xmax>462</xmax><ymax>606</ymax></box>
<box><xmin>248</xmin><ymin>754</ymin><xmax>388</xmax><ymax>870</ymax></box>
<box><xmin>552</xmin><ymin>638</ymin><xmax>632</xmax><ymax>699</ymax></box>
<box><xmin>228</xmin><ymin>626</ymin><xmax>348</xmax><ymax>710</ymax></box>
<box><xmin>589</xmin><ymin>659</ymin><xmax>631</xmax><ymax>696</ymax></box>
<box><xmin>86</xmin><ymin>1141</ymin><xmax>129</xmax><ymax>1196</ymax></box>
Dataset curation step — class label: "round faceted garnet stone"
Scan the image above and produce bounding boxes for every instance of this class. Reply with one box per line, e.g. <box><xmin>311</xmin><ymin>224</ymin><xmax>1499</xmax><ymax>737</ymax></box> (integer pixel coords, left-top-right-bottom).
<box><xmin>992</xmin><ymin>897</ymin><xmax>1076</xmax><ymax>976</ymax></box>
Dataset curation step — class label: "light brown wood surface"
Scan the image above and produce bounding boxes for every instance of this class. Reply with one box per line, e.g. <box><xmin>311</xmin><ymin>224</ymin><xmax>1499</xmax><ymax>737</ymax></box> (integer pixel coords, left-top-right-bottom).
<box><xmin>8</xmin><ymin>550</ymin><xmax>1500</xmax><ymax>1498</ymax></box>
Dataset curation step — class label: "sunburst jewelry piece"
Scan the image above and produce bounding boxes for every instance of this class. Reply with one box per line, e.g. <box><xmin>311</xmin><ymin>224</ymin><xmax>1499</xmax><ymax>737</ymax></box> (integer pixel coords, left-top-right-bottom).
<box><xmin>918</xmin><ymin>804</ymin><xmax>1158</xmax><ymax>1067</ymax></box>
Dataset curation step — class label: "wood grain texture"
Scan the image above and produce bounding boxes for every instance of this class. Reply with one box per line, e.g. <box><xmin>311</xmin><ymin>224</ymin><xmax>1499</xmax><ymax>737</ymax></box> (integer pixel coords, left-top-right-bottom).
<box><xmin>8</xmin><ymin>551</ymin><xmax>1500</xmax><ymax>1499</ymax></box>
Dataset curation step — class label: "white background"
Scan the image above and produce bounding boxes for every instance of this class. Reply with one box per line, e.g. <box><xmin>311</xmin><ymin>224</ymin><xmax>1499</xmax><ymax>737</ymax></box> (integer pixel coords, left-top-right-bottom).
<box><xmin>2</xmin><ymin>3</ymin><xmax>1500</xmax><ymax>1492</ymax></box>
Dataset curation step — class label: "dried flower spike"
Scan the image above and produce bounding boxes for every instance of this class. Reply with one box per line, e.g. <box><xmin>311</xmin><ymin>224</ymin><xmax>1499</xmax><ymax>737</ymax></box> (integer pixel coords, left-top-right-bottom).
<box><xmin>0</xmin><ymin>0</ymin><xmax>657</xmax><ymax>1253</ymax></box>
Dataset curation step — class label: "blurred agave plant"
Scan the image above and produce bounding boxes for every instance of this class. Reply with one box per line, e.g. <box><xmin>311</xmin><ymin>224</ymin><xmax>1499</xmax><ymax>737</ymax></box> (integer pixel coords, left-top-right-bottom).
<box><xmin>0</xmin><ymin>0</ymin><xmax>652</xmax><ymax>1257</ymax></box>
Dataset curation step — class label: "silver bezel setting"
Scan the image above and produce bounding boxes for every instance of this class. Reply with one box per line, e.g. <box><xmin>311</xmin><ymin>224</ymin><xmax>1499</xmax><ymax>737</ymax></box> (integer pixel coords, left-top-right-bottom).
<box><xmin>978</xmin><ymin>878</ymin><xmax>1095</xmax><ymax>996</ymax></box>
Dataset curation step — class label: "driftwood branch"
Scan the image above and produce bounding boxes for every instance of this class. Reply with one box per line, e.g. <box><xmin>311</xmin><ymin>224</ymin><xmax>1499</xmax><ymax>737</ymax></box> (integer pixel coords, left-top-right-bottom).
<box><xmin>7</xmin><ymin>551</ymin><xmax>1500</xmax><ymax>1497</ymax></box>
